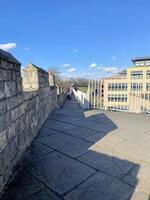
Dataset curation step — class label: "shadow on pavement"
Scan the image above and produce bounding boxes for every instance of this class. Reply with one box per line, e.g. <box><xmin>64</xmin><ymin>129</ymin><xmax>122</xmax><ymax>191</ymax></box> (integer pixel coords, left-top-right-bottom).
<box><xmin>1</xmin><ymin>98</ymin><xmax>140</xmax><ymax>200</ymax></box>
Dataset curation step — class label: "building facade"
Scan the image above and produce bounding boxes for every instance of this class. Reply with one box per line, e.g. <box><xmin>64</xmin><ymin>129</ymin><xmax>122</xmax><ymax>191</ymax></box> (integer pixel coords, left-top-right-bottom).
<box><xmin>103</xmin><ymin>57</ymin><xmax>150</xmax><ymax>113</ymax></box>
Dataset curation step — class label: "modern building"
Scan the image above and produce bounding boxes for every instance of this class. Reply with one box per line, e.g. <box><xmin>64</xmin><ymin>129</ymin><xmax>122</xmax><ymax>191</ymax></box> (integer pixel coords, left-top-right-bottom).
<box><xmin>102</xmin><ymin>57</ymin><xmax>150</xmax><ymax>113</ymax></box>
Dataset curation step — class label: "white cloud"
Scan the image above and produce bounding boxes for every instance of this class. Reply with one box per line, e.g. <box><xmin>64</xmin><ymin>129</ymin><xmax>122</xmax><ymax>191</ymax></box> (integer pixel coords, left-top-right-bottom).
<box><xmin>89</xmin><ymin>62</ymin><xmax>98</xmax><ymax>68</ymax></box>
<box><xmin>110</xmin><ymin>56</ymin><xmax>117</xmax><ymax>61</ymax></box>
<box><xmin>67</xmin><ymin>68</ymin><xmax>76</xmax><ymax>72</ymax></box>
<box><xmin>0</xmin><ymin>43</ymin><xmax>16</xmax><ymax>51</ymax></box>
<box><xmin>73</xmin><ymin>49</ymin><xmax>79</xmax><ymax>53</ymax></box>
<box><xmin>103</xmin><ymin>67</ymin><xmax>118</xmax><ymax>73</ymax></box>
<box><xmin>97</xmin><ymin>64</ymin><xmax>103</xmax><ymax>69</ymax></box>
<box><xmin>62</xmin><ymin>63</ymin><xmax>71</xmax><ymax>68</ymax></box>
<box><xmin>24</xmin><ymin>47</ymin><xmax>29</xmax><ymax>50</ymax></box>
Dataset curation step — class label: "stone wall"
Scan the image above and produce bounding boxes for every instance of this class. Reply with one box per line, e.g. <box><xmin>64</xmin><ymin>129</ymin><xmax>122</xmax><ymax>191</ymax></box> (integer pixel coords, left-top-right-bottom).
<box><xmin>0</xmin><ymin>50</ymin><xmax>67</xmax><ymax>193</ymax></box>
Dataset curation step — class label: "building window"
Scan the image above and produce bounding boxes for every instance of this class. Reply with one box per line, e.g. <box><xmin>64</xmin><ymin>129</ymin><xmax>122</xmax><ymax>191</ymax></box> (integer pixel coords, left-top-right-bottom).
<box><xmin>131</xmin><ymin>83</ymin><xmax>143</xmax><ymax>91</ymax></box>
<box><xmin>108</xmin><ymin>105</ymin><xmax>128</xmax><ymax>111</ymax></box>
<box><xmin>145</xmin><ymin>62</ymin><xmax>150</xmax><ymax>66</ymax></box>
<box><xmin>147</xmin><ymin>71</ymin><xmax>150</xmax><ymax>79</ymax></box>
<box><xmin>131</xmin><ymin>71</ymin><xmax>143</xmax><ymax>79</ymax></box>
<box><xmin>108</xmin><ymin>83</ymin><xmax>127</xmax><ymax>91</ymax></box>
<box><xmin>141</xmin><ymin>94</ymin><xmax>150</xmax><ymax>101</ymax></box>
<box><xmin>146</xmin><ymin>83</ymin><xmax>150</xmax><ymax>91</ymax></box>
<box><xmin>108</xmin><ymin>94</ymin><xmax>127</xmax><ymax>102</ymax></box>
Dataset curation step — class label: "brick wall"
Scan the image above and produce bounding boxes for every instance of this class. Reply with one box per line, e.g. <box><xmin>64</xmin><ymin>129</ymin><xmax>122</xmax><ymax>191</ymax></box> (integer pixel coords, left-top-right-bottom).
<box><xmin>0</xmin><ymin>50</ymin><xmax>67</xmax><ymax>193</ymax></box>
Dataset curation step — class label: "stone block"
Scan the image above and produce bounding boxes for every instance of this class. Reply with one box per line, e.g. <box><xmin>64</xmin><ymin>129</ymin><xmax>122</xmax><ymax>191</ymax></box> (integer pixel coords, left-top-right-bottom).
<box><xmin>16</xmin><ymin>79</ymin><xmax>23</xmax><ymax>93</ymax></box>
<box><xmin>65</xmin><ymin>172</ymin><xmax>133</xmax><ymax>200</ymax></box>
<box><xmin>0</xmin><ymin>115</ymin><xmax>6</xmax><ymax>132</ymax></box>
<box><xmin>38</xmin><ymin>131</ymin><xmax>92</xmax><ymax>158</ymax></box>
<box><xmin>7</xmin><ymin>123</ymin><xmax>16</xmax><ymax>142</ymax></box>
<box><xmin>0</xmin><ymin>152</ymin><xmax>5</xmax><ymax>174</ymax></box>
<box><xmin>4</xmin><ymin>81</ymin><xmax>12</xmax><ymax>97</ymax></box>
<box><xmin>24</xmin><ymin>151</ymin><xmax>95</xmax><ymax>195</ymax></box>
<box><xmin>0</xmin><ymin>82</ymin><xmax>5</xmax><ymax>100</ymax></box>
<box><xmin>0</xmin><ymin>60</ymin><xmax>10</xmax><ymax>70</ymax></box>
<box><xmin>6</xmin><ymin>94</ymin><xmax>22</xmax><ymax>111</ymax></box>
<box><xmin>0</xmin><ymin>69</ymin><xmax>11</xmax><ymax>81</ymax></box>
<box><xmin>78</xmin><ymin>148</ymin><xmax>137</xmax><ymax>179</ymax></box>
<box><xmin>0</xmin><ymin>129</ymin><xmax>8</xmax><ymax>152</ymax></box>
<box><xmin>0</xmin><ymin>100</ymin><xmax>6</xmax><ymax>115</ymax></box>
<box><xmin>11</xmin><ymin>81</ymin><xmax>17</xmax><ymax>96</ymax></box>
<box><xmin>66</xmin><ymin>126</ymin><xmax>104</xmax><ymax>140</ymax></box>
<box><xmin>4</xmin><ymin>138</ymin><xmax>18</xmax><ymax>168</ymax></box>
<box><xmin>1</xmin><ymin>170</ymin><xmax>59</xmax><ymax>200</ymax></box>
<box><xmin>0</xmin><ymin>176</ymin><xmax>5</xmax><ymax>193</ymax></box>
<box><xmin>44</xmin><ymin>119</ymin><xmax>76</xmax><ymax>132</ymax></box>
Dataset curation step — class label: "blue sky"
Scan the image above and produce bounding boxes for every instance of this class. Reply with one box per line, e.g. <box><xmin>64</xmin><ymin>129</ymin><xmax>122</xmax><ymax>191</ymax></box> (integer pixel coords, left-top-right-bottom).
<box><xmin>1</xmin><ymin>0</ymin><xmax>150</xmax><ymax>78</ymax></box>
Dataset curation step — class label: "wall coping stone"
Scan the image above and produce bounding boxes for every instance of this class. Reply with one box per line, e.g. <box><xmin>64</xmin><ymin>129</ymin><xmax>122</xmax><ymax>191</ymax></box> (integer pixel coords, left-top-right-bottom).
<box><xmin>23</xmin><ymin>63</ymin><xmax>48</xmax><ymax>74</ymax></box>
<box><xmin>0</xmin><ymin>49</ymin><xmax>21</xmax><ymax>65</ymax></box>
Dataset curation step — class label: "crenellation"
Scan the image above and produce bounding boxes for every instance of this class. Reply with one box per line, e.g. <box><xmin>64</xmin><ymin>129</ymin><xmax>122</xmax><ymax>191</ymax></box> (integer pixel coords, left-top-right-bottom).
<box><xmin>0</xmin><ymin>49</ymin><xmax>67</xmax><ymax>194</ymax></box>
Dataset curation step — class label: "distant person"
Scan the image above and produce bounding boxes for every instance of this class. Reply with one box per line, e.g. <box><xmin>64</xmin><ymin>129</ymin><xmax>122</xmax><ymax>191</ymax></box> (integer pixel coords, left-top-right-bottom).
<box><xmin>67</xmin><ymin>90</ymin><xmax>71</xmax><ymax>100</ymax></box>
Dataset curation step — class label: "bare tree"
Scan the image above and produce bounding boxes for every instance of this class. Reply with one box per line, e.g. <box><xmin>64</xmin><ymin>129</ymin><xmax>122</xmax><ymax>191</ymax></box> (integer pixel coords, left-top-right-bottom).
<box><xmin>48</xmin><ymin>67</ymin><xmax>71</xmax><ymax>91</ymax></box>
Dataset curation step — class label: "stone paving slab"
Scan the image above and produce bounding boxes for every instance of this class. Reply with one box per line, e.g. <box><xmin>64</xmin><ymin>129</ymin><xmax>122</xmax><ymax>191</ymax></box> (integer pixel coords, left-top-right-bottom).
<box><xmin>78</xmin><ymin>149</ymin><xmax>137</xmax><ymax>179</ymax></box>
<box><xmin>37</xmin><ymin>127</ymin><xmax>59</xmax><ymax>138</ymax></box>
<box><xmin>114</xmin><ymin>141</ymin><xmax>150</xmax><ymax>163</ymax></box>
<box><xmin>114</xmin><ymin>129</ymin><xmax>150</xmax><ymax>145</ymax></box>
<box><xmin>86</xmin><ymin>132</ymin><xmax>109</xmax><ymax>143</ymax></box>
<box><xmin>38</xmin><ymin>131</ymin><xmax>92</xmax><ymax>158</ymax></box>
<box><xmin>130</xmin><ymin>191</ymin><xmax>150</xmax><ymax>200</ymax></box>
<box><xmin>82</xmin><ymin>114</ymin><xmax>116</xmax><ymax>125</ymax></box>
<box><xmin>65</xmin><ymin>172</ymin><xmax>133</xmax><ymax>200</ymax></box>
<box><xmin>24</xmin><ymin>151</ymin><xmax>96</xmax><ymax>195</ymax></box>
<box><xmin>48</xmin><ymin>113</ymin><xmax>84</xmax><ymax>123</ymax></box>
<box><xmin>22</xmin><ymin>140</ymin><xmax>54</xmax><ymax>163</ymax></box>
<box><xmin>71</xmin><ymin>119</ymin><xmax>117</xmax><ymax>134</ymax></box>
<box><xmin>65</xmin><ymin>126</ymin><xmax>104</xmax><ymax>140</ymax></box>
<box><xmin>44</xmin><ymin>119</ymin><xmax>77</xmax><ymax>131</ymax></box>
<box><xmin>123</xmin><ymin>163</ymin><xmax>150</xmax><ymax>195</ymax></box>
<box><xmin>95</xmin><ymin>134</ymin><xmax>125</xmax><ymax>149</ymax></box>
<box><xmin>2</xmin><ymin>170</ymin><xmax>59</xmax><ymax>200</ymax></box>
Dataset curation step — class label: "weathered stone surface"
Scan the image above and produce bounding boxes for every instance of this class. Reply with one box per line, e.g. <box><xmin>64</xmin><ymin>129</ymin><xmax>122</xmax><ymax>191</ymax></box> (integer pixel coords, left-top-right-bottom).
<box><xmin>0</xmin><ymin>82</ymin><xmax>4</xmax><ymax>100</ymax></box>
<box><xmin>66</xmin><ymin>126</ymin><xmax>104</xmax><ymax>140</ymax></box>
<box><xmin>24</xmin><ymin>151</ymin><xmax>95</xmax><ymax>195</ymax></box>
<box><xmin>86</xmin><ymin>132</ymin><xmax>108</xmax><ymax>143</ymax></box>
<box><xmin>114</xmin><ymin>141</ymin><xmax>150</xmax><ymax>163</ymax></box>
<box><xmin>22</xmin><ymin>140</ymin><xmax>54</xmax><ymax>163</ymax></box>
<box><xmin>114</xmin><ymin>128</ymin><xmax>150</xmax><ymax>145</ymax></box>
<box><xmin>38</xmin><ymin>131</ymin><xmax>92</xmax><ymax>158</ymax></box>
<box><xmin>94</xmin><ymin>134</ymin><xmax>125</xmax><ymax>148</ymax></box>
<box><xmin>65</xmin><ymin>172</ymin><xmax>133</xmax><ymax>200</ymax></box>
<box><xmin>72</xmin><ymin>119</ymin><xmax>117</xmax><ymax>133</ymax></box>
<box><xmin>44</xmin><ymin>119</ymin><xmax>76</xmax><ymax>131</ymax></box>
<box><xmin>37</xmin><ymin>126</ymin><xmax>59</xmax><ymax>138</ymax></box>
<box><xmin>0</xmin><ymin>69</ymin><xmax>11</xmax><ymax>81</ymax></box>
<box><xmin>130</xmin><ymin>191</ymin><xmax>149</xmax><ymax>200</ymax></box>
<box><xmin>123</xmin><ymin>163</ymin><xmax>150</xmax><ymax>195</ymax></box>
<box><xmin>4</xmin><ymin>81</ymin><xmax>12</xmax><ymax>97</ymax></box>
<box><xmin>0</xmin><ymin>101</ymin><xmax>6</xmax><ymax>115</ymax></box>
<box><xmin>1</xmin><ymin>170</ymin><xmax>58</xmax><ymax>200</ymax></box>
<box><xmin>78</xmin><ymin>148</ymin><xmax>137</xmax><ymax>179</ymax></box>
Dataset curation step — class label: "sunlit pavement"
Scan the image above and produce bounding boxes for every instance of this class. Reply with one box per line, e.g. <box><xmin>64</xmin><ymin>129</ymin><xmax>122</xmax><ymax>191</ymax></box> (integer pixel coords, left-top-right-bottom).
<box><xmin>2</xmin><ymin>98</ymin><xmax>150</xmax><ymax>200</ymax></box>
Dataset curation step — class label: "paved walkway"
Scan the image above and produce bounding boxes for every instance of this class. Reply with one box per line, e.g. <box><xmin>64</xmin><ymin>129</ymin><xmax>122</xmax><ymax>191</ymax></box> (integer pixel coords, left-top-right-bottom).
<box><xmin>2</xmin><ymin>98</ymin><xmax>150</xmax><ymax>200</ymax></box>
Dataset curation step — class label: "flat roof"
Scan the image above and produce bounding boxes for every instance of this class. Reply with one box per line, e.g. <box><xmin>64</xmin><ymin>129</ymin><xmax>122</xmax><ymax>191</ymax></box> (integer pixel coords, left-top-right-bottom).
<box><xmin>132</xmin><ymin>56</ymin><xmax>150</xmax><ymax>63</ymax></box>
